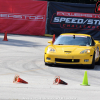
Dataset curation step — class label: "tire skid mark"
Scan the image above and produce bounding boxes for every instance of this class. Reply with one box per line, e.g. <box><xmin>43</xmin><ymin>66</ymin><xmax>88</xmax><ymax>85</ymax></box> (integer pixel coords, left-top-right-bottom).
<box><xmin>0</xmin><ymin>67</ymin><xmax>47</xmax><ymax>76</ymax></box>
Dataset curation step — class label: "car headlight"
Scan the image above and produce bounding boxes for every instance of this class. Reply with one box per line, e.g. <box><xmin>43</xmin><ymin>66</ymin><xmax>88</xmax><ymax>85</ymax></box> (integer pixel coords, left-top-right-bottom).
<box><xmin>80</xmin><ymin>49</ymin><xmax>90</xmax><ymax>54</ymax></box>
<box><xmin>47</xmin><ymin>47</ymin><xmax>55</xmax><ymax>53</ymax></box>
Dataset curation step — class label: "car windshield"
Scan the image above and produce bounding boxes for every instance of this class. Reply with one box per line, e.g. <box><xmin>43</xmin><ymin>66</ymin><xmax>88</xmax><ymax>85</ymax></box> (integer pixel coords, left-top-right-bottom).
<box><xmin>54</xmin><ymin>35</ymin><xmax>91</xmax><ymax>46</ymax></box>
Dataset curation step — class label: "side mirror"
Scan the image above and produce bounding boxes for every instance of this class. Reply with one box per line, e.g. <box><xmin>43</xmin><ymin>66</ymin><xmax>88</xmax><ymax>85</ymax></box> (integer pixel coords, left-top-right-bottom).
<box><xmin>48</xmin><ymin>41</ymin><xmax>53</xmax><ymax>45</ymax></box>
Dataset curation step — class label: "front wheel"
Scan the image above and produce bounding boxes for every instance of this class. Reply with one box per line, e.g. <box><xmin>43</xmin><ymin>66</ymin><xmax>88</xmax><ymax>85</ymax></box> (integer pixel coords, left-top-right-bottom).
<box><xmin>87</xmin><ymin>53</ymin><xmax>95</xmax><ymax>69</ymax></box>
<box><xmin>44</xmin><ymin>56</ymin><xmax>53</xmax><ymax>66</ymax></box>
<box><xmin>95</xmin><ymin>57</ymin><xmax>100</xmax><ymax>65</ymax></box>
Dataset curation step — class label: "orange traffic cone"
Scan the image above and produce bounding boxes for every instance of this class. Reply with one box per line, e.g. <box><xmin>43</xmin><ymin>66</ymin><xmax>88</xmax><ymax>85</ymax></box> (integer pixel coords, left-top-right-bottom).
<box><xmin>13</xmin><ymin>75</ymin><xmax>28</xmax><ymax>84</ymax></box>
<box><xmin>3</xmin><ymin>31</ymin><xmax>8</xmax><ymax>41</ymax></box>
<box><xmin>52</xmin><ymin>34</ymin><xmax>55</xmax><ymax>44</ymax></box>
<box><xmin>53</xmin><ymin>76</ymin><xmax>68</xmax><ymax>85</ymax></box>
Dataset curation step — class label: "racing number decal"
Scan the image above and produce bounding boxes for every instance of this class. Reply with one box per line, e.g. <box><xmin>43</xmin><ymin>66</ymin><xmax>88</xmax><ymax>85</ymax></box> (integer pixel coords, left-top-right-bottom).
<box><xmin>95</xmin><ymin>47</ymin><xmax>99</xmax><ymax>59</ymax></box>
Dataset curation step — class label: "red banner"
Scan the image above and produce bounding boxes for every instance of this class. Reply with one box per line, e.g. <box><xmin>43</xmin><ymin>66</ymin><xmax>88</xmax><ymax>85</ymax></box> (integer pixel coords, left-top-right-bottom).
<box><xmin>0</xmin><ymin>0</ymin><xmax>47</xmax><ymax>36</ymax></box>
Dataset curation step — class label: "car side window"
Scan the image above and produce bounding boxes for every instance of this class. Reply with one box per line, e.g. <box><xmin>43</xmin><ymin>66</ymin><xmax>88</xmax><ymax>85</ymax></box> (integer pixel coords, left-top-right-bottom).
<box><xmin>91</xmin><ymin>37</ymin><xmax>95</xmax><ymax>46</ymax></box>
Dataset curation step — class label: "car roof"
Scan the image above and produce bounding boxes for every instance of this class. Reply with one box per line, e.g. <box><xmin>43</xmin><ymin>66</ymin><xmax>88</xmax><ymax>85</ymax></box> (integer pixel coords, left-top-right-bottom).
<box><xmin>61</xmin><ymin>33</ymin><xmax>91</xmax><ymax>37</ymax></box>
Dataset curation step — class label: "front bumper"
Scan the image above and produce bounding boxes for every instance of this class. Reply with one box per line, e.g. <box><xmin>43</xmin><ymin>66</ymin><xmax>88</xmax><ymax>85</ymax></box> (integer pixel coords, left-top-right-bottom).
<box><xmin>45</xmin><ymin>53</ymin><xmax>93</xmax><ymax>65</ymax></box>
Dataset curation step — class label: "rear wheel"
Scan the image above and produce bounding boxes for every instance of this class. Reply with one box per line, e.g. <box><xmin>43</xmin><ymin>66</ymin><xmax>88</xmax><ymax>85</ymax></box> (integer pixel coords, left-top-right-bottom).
<box><xmin>87</xmin><ymin>53</ymin><xmax>95</xmax><ymax>69</ymax></box>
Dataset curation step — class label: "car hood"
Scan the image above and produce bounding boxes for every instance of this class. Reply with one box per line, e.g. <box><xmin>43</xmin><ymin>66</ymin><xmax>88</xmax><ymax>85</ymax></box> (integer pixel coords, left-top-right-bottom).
<box><xmin>53</xmin><ymin>45</ymin><xmax>91</xmax><ymax>53</ymax></box>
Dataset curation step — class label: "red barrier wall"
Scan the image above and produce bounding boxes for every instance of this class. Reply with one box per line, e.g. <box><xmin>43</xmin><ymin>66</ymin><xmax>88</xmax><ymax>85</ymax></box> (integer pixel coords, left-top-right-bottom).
<box><xmin>0</xmin><ymin>0</ymin><xmax>47</xmax><ymax>36</ymax></box>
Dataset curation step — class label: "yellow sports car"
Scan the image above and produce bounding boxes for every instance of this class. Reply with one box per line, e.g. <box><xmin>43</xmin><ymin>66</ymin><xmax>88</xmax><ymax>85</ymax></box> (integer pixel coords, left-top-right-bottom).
<box><xmin>44</xmin><ymin>33</ymin><xmax>100</xmax><ymax>69</ymax></box>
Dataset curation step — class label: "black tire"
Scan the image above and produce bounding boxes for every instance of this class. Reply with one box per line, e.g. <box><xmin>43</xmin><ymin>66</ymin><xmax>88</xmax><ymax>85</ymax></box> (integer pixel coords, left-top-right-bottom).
<box><xmin>44</xmin><ymin>55</ymin><xmax>53</xmax><ymax>66</ymax></box>
<box><xmin>87</xmin><ymin>52</ymin><xmax>95</xmax><ymax>69</ymax></box>
<box><xmin>45</xmin><ymin>62</ymin><xmax>48</xmax><ymax>65</ymax></box>
<box><xmin>45</xmin><ymin>62</ymin><xmax>53</xmax><ymax>66</ymax></box>
<box><xmin>95</xmin><ymin>57</ymin><xmax>100</xmax><ymax>65</ymax></box>
<box><xmin>44</xmin><ymin>56</ymin><xmax>53</xmax><ymax>66</ymax></box>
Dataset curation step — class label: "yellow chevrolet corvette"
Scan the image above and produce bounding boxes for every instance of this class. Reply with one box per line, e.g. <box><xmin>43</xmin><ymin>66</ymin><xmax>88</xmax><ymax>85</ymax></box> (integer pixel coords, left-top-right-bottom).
<box><xmin>44</xmin><ymin>33</ymin><xmax>100</xmax><ymax>69</ymax></box>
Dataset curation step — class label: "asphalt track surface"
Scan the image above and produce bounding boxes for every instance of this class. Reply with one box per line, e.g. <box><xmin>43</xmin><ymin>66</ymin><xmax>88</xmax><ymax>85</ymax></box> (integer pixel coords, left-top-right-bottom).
<box><xmin>0</xmin><ymin>34</ymin><xmax>100</xmax><ymax>100</ymax></box>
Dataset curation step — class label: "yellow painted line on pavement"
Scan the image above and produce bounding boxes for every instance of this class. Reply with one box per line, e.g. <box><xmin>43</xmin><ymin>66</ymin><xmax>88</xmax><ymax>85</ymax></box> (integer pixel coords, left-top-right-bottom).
<box><xmin>0</xmin><ymin>67</ymin><xmax>47</xmax><ymax>76</ymax></box>
<box><xmin>44</xmin><ymin>34</ymin><xmax>53</xmax><ymax>37</ymax></box>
